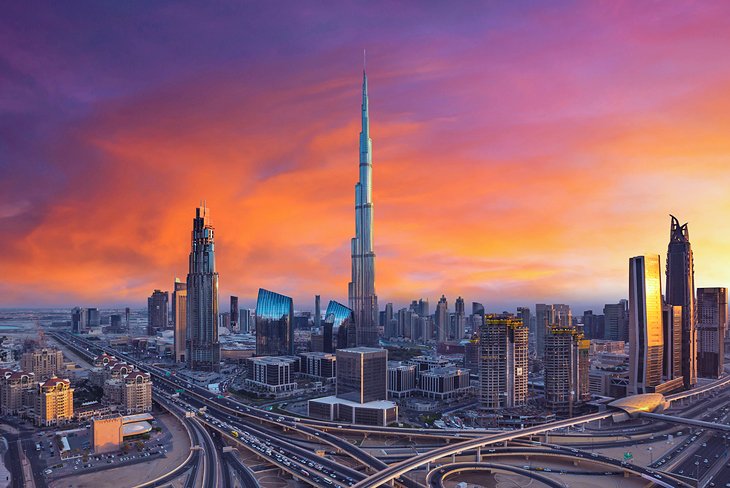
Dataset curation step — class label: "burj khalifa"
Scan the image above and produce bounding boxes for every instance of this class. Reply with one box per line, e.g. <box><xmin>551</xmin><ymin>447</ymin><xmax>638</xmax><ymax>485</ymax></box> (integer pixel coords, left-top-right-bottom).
<box><xmin>348</xmin><ymin>66</ymin><xmax>379</xmax><ymax>347</ymax></box>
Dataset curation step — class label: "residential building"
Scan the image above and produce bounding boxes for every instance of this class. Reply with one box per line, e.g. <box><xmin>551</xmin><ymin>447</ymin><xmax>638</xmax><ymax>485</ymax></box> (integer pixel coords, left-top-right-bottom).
<box><xmin>696</xmin><ymin>287</ymin><xmax>727</xmax><ymax>378</ymax></box>
<box><xmin>20</xmin><ymin>348</ymin><xmax>64</xmax><ymax>381</ymax></box>
<box><xmin>479</xmin><ymin>314</ymin><xmax>528</xmax><ymax>410</ymax></box>
<box><xmin>544</xmin><ymin>325</ymin><xmax>590</xmax><ymax>415</ymax></box>
<box><xmin>35</xmin><ymin>376</ymin><xmax>74</xmax><ymax>427</ymax></box>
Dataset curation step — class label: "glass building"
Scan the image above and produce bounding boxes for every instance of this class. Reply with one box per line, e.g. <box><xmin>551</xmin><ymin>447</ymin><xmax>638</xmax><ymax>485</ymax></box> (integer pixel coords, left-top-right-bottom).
<box><xmin>324</xmin><ymin>300</ymin><xmax>355</xmax><ymax>350</ymax></box>
<box><xmin>255</xmin><ymin>288</ymin><xmax>294</xmax><ymax>356</ymax></box>
<box><xmin>629</xmin><ymin>255</ymin><xmax>664</xmax><ymax>394</ymax></box>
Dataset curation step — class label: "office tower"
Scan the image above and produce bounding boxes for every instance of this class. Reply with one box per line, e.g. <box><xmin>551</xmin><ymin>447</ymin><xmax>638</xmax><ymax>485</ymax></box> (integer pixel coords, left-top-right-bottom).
<box><xmin>662</xmin><ymin>304</ymin><xmax>682</xmax><ymax>381</ymax></box>
<box><xmin>315</xmin><ymin>295</ymin><xmax>321</xmax><ymax>329</ymax></box>
<box><xmin>435</xmin><ymin>295</ymin><xmax>449</xmax><ymax>342</ymax></box>
<box><xmin>255</xmin><ymin>288</ymin><xmax>294</xmax><ymax>356</ymax></box>
<box><xmin>472</xmin><ymin>302</ymin><xmax>485</xmax><ymax>316</ymax></box>
<box><xmin>535</xmin><ymin>304</ymin><xmax>555</xmax><ymax>357</ymax></box>
<box><xmin>665</xmin><ymin>215</ymin><xmax>697</xmax><ymax>389</ymax></box>
<box><xmin>479</xmin><ymin>314</ymin><xmax>528</xmax><ymax>410</ymax></box>
<box><xmin>35</xmin><ymin>376</ymin><xmax>74</xmax><ymax>427</ymax></box>
<box><xmin>125</xmin><ymin>307</ymin><xmax>130</xmax><ymax>330</ymax></box>
<box><xmin>554</xmin><ymin>304</ymin><xmax>572</xmax><ymax>327</ymax></box>
<box><xmin>516</xmin><ymin>306</ymin><xmax>531</xmax><ymax>345</ymax></box>
<box><xmin>629</xmin><ymin>255</ymin><xmax>664</xmax><ymax>395</ymax></box>
<box><xmin>87</xmin><ymin>308</ymin><xmax>100</xmax><ymax>327</ymax></box>
<box><xmin>109</xmin><ymin>314</ymin><xmax>122</xmax><ymax>332</ymax></box>
<box><xmin>336</xmin><ymin>347</ymin><xmax>387</xmax><ymax>403</ymax></box>
<box><xmin>174</xmin><ymin>283</ymin><xmax>187</xmax><ymax>364</ymax></box>
<box><xmin>147</xmin><ymin>290</ymin><xmax>169</xmax><ymax>335</ymax></box>
<box><xmin>452</xmin><ymin>297</ymin><xmax>466</xmax><ymax>340</ymax></box>
<box><xmin>323</xmin><ymin>300</ymin><xmax>354</xmax><ymax>352</ymax></box>
<box><xmin>171</xmin><ymin>278</ymin><xmax>186</xmax><ymax>329</ymax></box>
<box><xmin>185</xmin><ymin>204</ymin><xmax>220</xmax><ymax>371</ymax></box>
<box><xmin>71</xmin><ymin>307</ymin><xmax>83</xmax><ymax>333</ymax></box>
<box><xmin>348</xmin><ymin>67</ymin><xmax>378</xmax><ymax>348</ymax></box>
<box><xmin>230</xmin><ymin>296</ymin><xmax>239</xmax><ymax>332</ymax></box>
<box><xmin>603</xmin><ymin>301</ymin><xmax>629</xmax><ymax>342</ymax></box>
<box><xmin>696</xmin><ymin>287</ymin><xmax>728</xmax><ymax>379</ymax></box>
<box><xmin>397</xmin><ymin>308</ymin><xmax>413</xmax><ymax>339</ymax></box>
<box><xmin>20</xmin><ymin>348</ymin><xmax>64</xmax><ymax>381</ymax></box>
<box><xmin>544</xmin><ymin>325</ymin><xmax>590</xmax><ymax>415</ymax></box>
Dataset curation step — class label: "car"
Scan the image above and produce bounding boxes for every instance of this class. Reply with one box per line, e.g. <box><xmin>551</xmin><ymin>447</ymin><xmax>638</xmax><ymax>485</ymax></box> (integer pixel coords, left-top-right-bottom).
<box><xmin>44</xmin><ymin>469</ymin><xmax>52</xmax><ymax>475</ymax></box>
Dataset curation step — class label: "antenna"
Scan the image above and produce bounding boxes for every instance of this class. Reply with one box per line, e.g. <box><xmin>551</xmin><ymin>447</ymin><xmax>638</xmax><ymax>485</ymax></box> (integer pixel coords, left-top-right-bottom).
<box><xmin>363</xmin><ymin>49</ymin><xmax>366</xmax><ymax>72</ymax></box>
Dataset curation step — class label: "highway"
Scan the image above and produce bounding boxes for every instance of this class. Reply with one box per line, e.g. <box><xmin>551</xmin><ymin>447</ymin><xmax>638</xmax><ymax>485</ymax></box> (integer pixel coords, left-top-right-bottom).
<box><xmin>426</xmin><ymin>462</ymin><xmax>565</xmax><ymax>488</ymax></box>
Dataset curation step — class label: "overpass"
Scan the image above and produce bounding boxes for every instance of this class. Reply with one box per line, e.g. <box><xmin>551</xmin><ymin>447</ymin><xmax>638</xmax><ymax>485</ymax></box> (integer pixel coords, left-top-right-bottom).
<box><xmin>426</xmin><ymin>462</ymin><xmax>564</xmax><ymax>488</ymax></box>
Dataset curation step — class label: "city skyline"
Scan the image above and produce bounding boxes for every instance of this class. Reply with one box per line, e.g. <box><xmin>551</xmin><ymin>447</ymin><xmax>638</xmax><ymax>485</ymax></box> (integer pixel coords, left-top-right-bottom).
<box><xmin>2</xmin><ymin>2</ymin><xmax>730</xmax><ymax>310</ymax></box>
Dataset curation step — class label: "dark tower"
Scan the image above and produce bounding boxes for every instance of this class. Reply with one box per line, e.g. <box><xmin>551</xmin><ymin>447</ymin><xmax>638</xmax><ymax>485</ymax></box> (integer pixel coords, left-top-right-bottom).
<box><xmin>665</xmin><ymin>215</ymin><xmax>696</xmax><ymax>389</ymax></box>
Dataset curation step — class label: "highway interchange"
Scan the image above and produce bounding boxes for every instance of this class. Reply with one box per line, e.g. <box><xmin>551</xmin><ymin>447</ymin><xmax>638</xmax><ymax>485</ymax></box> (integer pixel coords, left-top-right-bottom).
<box><xmin>49</xmin><ymin>331</ymin><xmax>730</xmax><ymax>488</ymax></box>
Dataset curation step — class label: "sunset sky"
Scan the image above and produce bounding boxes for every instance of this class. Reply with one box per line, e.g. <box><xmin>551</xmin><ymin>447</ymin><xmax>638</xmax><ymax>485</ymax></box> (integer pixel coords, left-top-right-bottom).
<box><xmin>2</xmin><ymin>1</ymin><xmax>729</xmax><ymax>312</ymax></box>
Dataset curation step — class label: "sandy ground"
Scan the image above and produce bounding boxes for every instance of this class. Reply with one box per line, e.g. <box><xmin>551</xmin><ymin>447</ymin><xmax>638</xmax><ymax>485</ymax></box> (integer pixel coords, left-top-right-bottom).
<box><xmin>49</xmin><ymin>412</ymin><xmax>190</xmax><ymax>488</ymax></box>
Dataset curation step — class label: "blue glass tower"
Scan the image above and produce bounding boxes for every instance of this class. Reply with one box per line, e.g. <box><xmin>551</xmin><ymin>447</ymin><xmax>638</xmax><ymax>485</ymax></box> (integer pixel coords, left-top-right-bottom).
<box><xmin>255</xmin><ymin>288</ymin><xmax>294</xmax><ymax>356</ymax></box>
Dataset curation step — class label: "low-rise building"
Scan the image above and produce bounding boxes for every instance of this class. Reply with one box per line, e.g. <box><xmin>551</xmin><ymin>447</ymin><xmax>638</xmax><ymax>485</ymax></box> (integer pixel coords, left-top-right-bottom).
<box><xmin>245</xmin><ymin>356</ymin><xmax>298</xmax><ymax>393</ymax></box>
<box><xmin>91</xmin><ymin>414</ymin><xmax>124</xmax><ymax>454</ymax></box>
<box><xmin>387</xmin><ymin>362</ymin><xmax>417</xmax><ymax>399</ymax></box>
<box><xmin>300</xmin><ymin>352</ymin><xmax>336</xmax><ymax>382</ymax></box>
<box><xmin>418</xmin><ymin>366</ymin><xmax>471</xmax><ymax>400</ymax></box>
<box><xmin>308</xmin><ymin>396</ymin><xmax>397</xmax><ymax>426</ymax></box>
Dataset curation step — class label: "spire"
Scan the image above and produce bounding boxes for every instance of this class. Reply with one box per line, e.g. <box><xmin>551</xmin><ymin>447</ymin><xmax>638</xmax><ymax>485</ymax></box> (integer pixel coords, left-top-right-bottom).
<box><xmin>669</xmin><ymin>214</ymin><xmax>689</xmax><ymax>242</ymax></box>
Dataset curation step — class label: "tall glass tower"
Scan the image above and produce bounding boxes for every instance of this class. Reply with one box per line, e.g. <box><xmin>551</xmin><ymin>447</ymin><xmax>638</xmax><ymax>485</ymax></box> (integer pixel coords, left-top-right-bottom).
<box><xmin>185</xmin><ymin>204</ymin><xmax>220</xmax><ymax>371</ymax></box>
<box><xmin>629</xmin><ymin>255</ymin><xmax>664</xmax><ymax>394</ymax></box>
<box><xmin>348</xmin><ymin>66</ymin><xmax>378</xmax><ymax>347</ymax></box>
<box><xmin>665</xmin><ymin>215</ymin><xmax>696</xmax><ymax>389</ymax></box>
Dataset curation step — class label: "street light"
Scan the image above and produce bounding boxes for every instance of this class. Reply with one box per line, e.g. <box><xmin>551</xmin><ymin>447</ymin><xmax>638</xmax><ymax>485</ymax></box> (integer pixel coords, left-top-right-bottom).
<box><xmin>647</xmin><ymin>446</ymin><xmax>653</xmax><ymax>464</ymax></box>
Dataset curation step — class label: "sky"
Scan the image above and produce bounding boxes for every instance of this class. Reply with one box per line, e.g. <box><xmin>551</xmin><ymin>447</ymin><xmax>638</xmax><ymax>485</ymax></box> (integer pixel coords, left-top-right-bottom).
<box><xmin>1</xmin><ymin>1</ymin><xmax>730</xmax><ymax>312</ymax></box>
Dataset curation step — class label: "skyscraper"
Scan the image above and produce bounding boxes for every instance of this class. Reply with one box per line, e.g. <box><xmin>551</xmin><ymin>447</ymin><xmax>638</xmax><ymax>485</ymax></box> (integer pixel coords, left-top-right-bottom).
<box><xmin>174</xmin><ymin>283</ymin><xmax>187</xmax><ymax>364</ymax></box>
<box><xmin>604</xmin><ymin>300</ymin><xmax>629</xmax><ymax>342</ymax></box>
<box><xmin>255</xmin><ymin>288</ymin><xmax>294</xmax><ymax>356</ymax></box>
<box><xmin>629</xmin><ymin>255</ymin><xmax>664</xmax><ymax>395</ymax></box>
<box><xmin>314</xmin><ymin>295</ymin><xmax>321</xmax><ymax>329</ymax></box>
<box><xmin>535</xmin><ymin>304</ymin><xmax>555</xmax><ymax>357</ymax></box>
<box><xmin>147</xmin><ymin>289</ymin><xmax>169</xmax><ymax>335</ymax></box>
<box><xmin>185</xmin><ymin>204</ymin><xmax>220</xmax><ymax>371</ymax></box>
<box><xmin>696</xmin><ymin>287</ymin><xmax>727</xmax><ymax>379</ymax></box>
<box><xmin>348</xmin><ymin>66</ymin><xmax>378</xmax><ymax>348</ymax></box>
<box><xmin>171</xmin><ymin>278</ymin><xmax>186</xmax><ymax>328</ymax></box>
<box><xmin>479</xmin><ymin>314</ymin><xmax>528</xmax><ymax>410</ymax></box>
<box><xmin>516</xmin><ymin>307</ymin><xmax>531</xmax><ymax>348</ymax></box>
<box><xmin>665</xmin><ymin>215</ymin><xmax>697</xmax><ymax>389</ymax></box>
<box><xmin>544</xmin><ymin>325</ymin><xmax>590</xmax><ymax>416</ymax></box>
<box><xmin>435</xmin><ymin>295</ymin><xmax>449</xmax><ymax>343</ymax></box>
<box><xmin>324</xmin><ymin>300</ymin><xmax>355</xmax><ymax>351</ymax></box>
<box><xmin>554</xmin><ymin>304</ymin><xmax>572</xmax><ymax>327</ymax></box>
<box><xmin>336</xmin><ymin>347</ymin><xmax>387</xmax><ymax>403</ymax></box>
<box><xmin>662</xmin><ymin>304</ymin><xmax>682</xmax><ymax>381</ymax></box>
<box><xmin>453</xmin><ymin>296</ymin><xmax>466</xmax><ymax>340</ymax></box>
<box><xmin>230</xmin><ymin>296</ymin><xmax>239</xmax><ymax>332</ymax></box>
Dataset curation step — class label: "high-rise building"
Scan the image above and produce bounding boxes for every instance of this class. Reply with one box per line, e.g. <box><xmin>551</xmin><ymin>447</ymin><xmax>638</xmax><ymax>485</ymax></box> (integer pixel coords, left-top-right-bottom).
<box><xmin>185</xmin><ymin>204</ymin><xmax>220</xmax><ymax>371</ymax></box>
<box><xmin>314</xmin><ymin>295</ymin><xmax>321</xmax><ymax>329</ymax></box>
<box><xmin>479</xmin><ymin>314</ymin><xmax>528</xmax><ymax>410</ymax></box>
<box><xmin>20</xmin><ymin>348</ymin><xmax>64</xmax><ymax>381</ymax></box>
<box><xmin>336</xmin><ymin>347</ymin><xmax>387</xmax><ymax>403</ymax></box>
<box><xmin>452</xmin><ymin>296</ymin><xmax>466</xmax><ymax>340</ymax></box>
<box><xmin>435</xmin><ymin>295</ymin><xmax>449</xmax><ymax>343</ymax></box>
<box><xmin>109</xmin><ymin>314</ymin><xmax>123</xmax><ymax>332</ymax></box>
<box><xmin>535</xmin><ymin>304</ymin><xmax>555</xmax><ymax>357</ymax></box>
<box><xmin>603</xmin><ymin>301</ymin><xmax>629</xmax><ymax>342</ymax></box>
<box><xmin>662</xmin><ymin>304</ymin><xmax>682</xmax><ymax>381</ymax></box>
<box><xmin>544</xmin><ymin>325</ymin><xmax>590</xmax><ymax>415</ymax></box>
<box><xmin>324</xmin><ymin>300</ymin><xmax>354</xmax><ymax>351</ymax></box>
<box><xmin>125</xmin><ymin>307</ymin><xmax>130</xmax><ymax>330</ymax></box>
<box><xmin>230</xmin><ymin>296</ymin><xmax>239</xmax><ymax>332</ymax></box>
<box><xmin>0</xmin><ymin>370</ymin><xmax>35</xmax><ymax>415</ymax></box>
<box><xmin>255</xmin><ymin>288</ymin><xmax>294</xmax><ymax>356</ymax></box>
<box><xmin>35</xmin><ymin>376</ymin><xmax>74</xmax><ymax>427</ymax></box>
<box><xmin>696</xmin><ymin>287</ymin><xmax>727</xmax><ymax>379</ymax></box>
<box><xmin>147</xmin><ymin>289</ymin><xmax>169</xmax><ymax>335</ymax></box>
<box><xmin>347</xmin><ymin>67</ymin><xmax>378</xmax><ymax>348</ymax></box>
<box><xmin>665</xmin><ymin>215</ymin><xmax>697</xmax><ymax>389</ymax></box>
<box><xmin>629</xmin><ymin>255</ymin><xmax>664</xmax><ymax>395</ymax></box>
<box><xmin>71</xmin><ymin>307</ymin><xmax>84</xmax><ymax>333</ymax></box>
<box><xmin>516</xmin><ymin>307</ymin><xmax>531</xmax><ymax>347</ymax></box>
<box><xmin>87</xmin><ymin>308</ymin><xmax>100</xmax><ymax>327</ymax></box>
<box><xmin>554</xmin><ymin>304</ymin><xmax>572</xmax><ymax>327</ymax></box>
<box><xmin>171</xmin><ymin>278</ymin><xmax>186</xmax><ymax>328</ymax></box>
<box><xmin>174</xmin><ymin>281</ymin><xmax>187</xmax><ymax>364</ymax></box>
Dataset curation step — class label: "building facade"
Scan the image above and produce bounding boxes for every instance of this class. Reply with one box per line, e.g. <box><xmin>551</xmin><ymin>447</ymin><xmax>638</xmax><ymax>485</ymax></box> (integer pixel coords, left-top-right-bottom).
<box><xmin>387</xmin><ymin>362</ymin><xmax>417</xmax><ymax>398</ymax></box>
<box><xmin>696</xmin><ymin>287</ymin><xmax>727</xmax><ymax>379</ymax></box>
<box><xmin>35</xmin><ymin>376</ymin><xmax>74</xmax><ymax>427</ymax></box>
<box><xmin>255</xmin><ymin>288</ymin><xmax>294</xmax><ymax>356</ymax></box>
<box><xmin>185</xmin><ymin>204</ymin><xmax>220</xmax><ymax>371</ymax></box>
<box><xmin>535</xmin><ymin>304</ymin><xmax>554</xmax><ymax>357</ymax></box>
<box><xmin>336</xmin><ymin>347</ymin><xmax>387</xmax><ymax>403</ymax></box>
<box><xmin>348</xmin><ymin>69</ymin><xmax>379</xmax><ymax>348</ymax></box>
<box><xmin>20</xmin><ymin>348</ymin><xmax>64</xmax><ymax>381</ymax></box>
<box><xmin>662</xmin><ymin>304</ymin><xmax>683</xmax><ymax>381</ymax></box>
<box><xmin>479</xmin><ymin>315</ymin><xmax>529</xmax><ymax>410</ymax></box>
<box><xmin>174</xmin><ymin>280</ymin><xmax>187</xmax><ymax>363</ymax></box>
<box><xmin>544</xmin><ymin>325</ymin><xmax>590</xmax><ymax>415</ymax></box>
<box><xmin>629</xmin><ymin>255</ymin><xmax>664</xmax><ymax>395</ymax></box>
<box><xmin>147</xmin><ymin>289</ymin><xmax>169</xmax><ymax>335</ymax></box>
<box><xmin>665</xmin><ymin>215</ymin><xmax>697</xmax><ymax>389</ymax></box>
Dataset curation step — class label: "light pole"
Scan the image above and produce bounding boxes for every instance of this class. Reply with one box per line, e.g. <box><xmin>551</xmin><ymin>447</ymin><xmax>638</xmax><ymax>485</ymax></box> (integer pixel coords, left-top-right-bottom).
<box><xmin>647</xmin><ymin>446</ymin><xmax>653</xmax><ymax>465</ymax></box>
